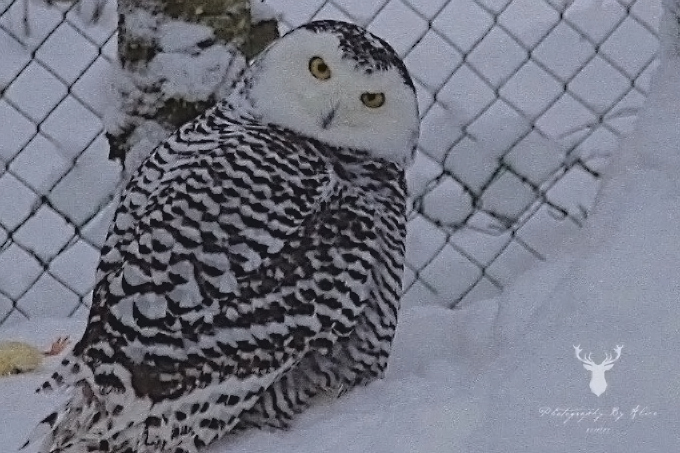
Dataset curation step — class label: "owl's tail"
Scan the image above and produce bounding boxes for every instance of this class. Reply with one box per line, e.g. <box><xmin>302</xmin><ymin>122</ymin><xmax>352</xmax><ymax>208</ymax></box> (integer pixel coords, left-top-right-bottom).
<box><xmin>22</xmin><ymin>357</ymin><xmax>269</xmax><ymax>452</ymax></box>
<box><xmin>21</xmin><ymin>355</ymin><xmax>107</xmax><ymax>453</ymax></box>
<box><xmin>22</xmin><ymin>360</ymin><xmax>201</xmax><ymax>453</ymax></box>
<box><xmin>22</xmin><ymin>381</ymin><xmax>106</xmax><ymax>452</ymax></box>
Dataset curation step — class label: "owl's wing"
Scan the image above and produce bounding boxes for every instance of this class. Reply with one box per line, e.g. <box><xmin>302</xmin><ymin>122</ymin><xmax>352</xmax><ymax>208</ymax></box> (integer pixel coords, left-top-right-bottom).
<box><xmin>43</xmin><ymin>122</ymin><xmax>381</xmax><ymax>449</ymax></box>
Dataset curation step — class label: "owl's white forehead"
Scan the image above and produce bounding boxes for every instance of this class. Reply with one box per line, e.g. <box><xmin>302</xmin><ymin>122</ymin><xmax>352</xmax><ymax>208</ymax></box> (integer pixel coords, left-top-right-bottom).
<box><xmin>274</xmin><ymin>30</ymin><xmax>362</xmax><ymax>64</ymax></box>
<box><xmin>270</xmin><ymin>27</ymin><xmax>414</xmax><ymax>89</ymax></box>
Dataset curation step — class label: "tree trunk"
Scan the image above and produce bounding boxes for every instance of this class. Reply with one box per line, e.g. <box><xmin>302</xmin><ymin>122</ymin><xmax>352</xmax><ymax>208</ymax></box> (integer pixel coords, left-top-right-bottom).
<box><xmin>105</xmin><ymin>0</ymin><xmax>278</xmax><ymax>181</ymax></box>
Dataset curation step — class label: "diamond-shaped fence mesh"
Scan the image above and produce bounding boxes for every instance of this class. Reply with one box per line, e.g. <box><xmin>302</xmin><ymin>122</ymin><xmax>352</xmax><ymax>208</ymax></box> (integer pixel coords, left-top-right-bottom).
<box><xmin>0</xmin><ymin>0</ymin><xmax>662</xmax><ymax>326</ymax></box>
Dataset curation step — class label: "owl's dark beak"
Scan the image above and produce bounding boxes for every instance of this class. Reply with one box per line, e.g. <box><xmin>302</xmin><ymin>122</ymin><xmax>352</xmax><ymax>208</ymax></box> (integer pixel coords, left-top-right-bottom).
<box><xmin>321</xmin><ymin>105</ymin><xmax>337</xmax><ymax>130</ymax></box>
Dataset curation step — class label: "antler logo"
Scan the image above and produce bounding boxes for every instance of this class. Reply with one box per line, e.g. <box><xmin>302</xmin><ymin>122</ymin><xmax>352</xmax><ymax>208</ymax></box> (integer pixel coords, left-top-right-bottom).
<box><xmin>573</xmin><ymin>345</ymin><xmax>623</xmax><ymax>397</ymax></box>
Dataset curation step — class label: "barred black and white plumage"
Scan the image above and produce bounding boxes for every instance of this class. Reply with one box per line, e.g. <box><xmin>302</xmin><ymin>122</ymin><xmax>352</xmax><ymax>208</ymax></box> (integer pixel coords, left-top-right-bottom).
<box><xmin>26</xmin><ymin>19</ymin><xmax>419</xmax><ymax>453</ymax></box>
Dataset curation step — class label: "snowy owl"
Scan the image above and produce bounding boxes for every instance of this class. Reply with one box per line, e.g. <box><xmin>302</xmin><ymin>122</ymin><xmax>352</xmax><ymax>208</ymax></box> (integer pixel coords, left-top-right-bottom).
<box><xmin>26</xmin><ymin>20</ymin><xmax>419</xmax><ymax>453</ymax></box>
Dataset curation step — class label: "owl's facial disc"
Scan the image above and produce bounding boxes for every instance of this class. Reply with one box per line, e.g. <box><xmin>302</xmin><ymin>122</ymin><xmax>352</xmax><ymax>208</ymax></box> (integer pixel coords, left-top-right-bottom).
<box><xmin>245</xmin><ymin>21</ymin><xmax>420</xmax><ymax>165</ymax></box>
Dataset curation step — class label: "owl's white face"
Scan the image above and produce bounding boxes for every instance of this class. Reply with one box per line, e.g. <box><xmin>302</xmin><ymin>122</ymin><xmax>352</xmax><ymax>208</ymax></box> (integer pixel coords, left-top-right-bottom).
<box><xmin>244</xmin><ymin>23</ymin><xmax>420</xmax><ymax>165</ymax></box>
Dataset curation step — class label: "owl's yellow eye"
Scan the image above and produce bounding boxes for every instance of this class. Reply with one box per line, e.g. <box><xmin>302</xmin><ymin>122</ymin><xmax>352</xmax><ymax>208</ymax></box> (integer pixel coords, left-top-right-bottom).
<box><xmin>360</xmin><ymin>92</ymin><xmax>385</xmax><ymax>108</ymax></box>
<box><xmin>309</xmin><ymin>56</ymin><xmax>331</xmax><ymax>80</ymax></box>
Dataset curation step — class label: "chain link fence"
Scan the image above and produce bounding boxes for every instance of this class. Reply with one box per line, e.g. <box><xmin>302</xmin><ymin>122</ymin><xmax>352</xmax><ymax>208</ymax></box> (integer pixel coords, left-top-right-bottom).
<box><xmin>0</xmin><ymin>0</ymin><xmax>662</xmax><ymax>326</ymax></box>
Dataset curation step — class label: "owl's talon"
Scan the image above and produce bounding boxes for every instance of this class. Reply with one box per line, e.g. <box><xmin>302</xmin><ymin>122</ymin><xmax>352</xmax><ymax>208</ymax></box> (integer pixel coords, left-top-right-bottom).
<box><xmin>44</xmin><ymin>336</ymin><xmax>70</xmax><ymax>356</ymax></box>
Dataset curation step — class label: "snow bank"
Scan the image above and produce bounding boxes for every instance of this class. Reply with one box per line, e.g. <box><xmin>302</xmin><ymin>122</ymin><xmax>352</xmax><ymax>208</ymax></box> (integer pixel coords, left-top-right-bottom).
<box><xmin>462</xmin><ymin>4</ymin><xmax>680</xmax><ymax>450</ymax></box>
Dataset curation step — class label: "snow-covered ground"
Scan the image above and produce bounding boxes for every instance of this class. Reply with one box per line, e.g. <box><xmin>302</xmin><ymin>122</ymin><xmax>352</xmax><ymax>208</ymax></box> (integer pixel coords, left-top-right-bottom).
<box><xmin>1</xmin><ymin>0</ymin><xmax>677</xmax><ymax>452</ymax></box>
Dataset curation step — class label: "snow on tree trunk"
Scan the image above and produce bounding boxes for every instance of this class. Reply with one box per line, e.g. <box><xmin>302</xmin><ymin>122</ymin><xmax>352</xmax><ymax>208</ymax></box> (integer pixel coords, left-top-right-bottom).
<box><xmin>105</xmin><ymin>0</ymin><xmax>279</xmax><ymax>182</ymax></box>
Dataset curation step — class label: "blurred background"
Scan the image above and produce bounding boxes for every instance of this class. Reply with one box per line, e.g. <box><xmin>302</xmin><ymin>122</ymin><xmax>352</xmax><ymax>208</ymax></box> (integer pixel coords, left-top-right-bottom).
<box><xmin>0</xmin><ymin>0</ymin><xmax>662</xmax><ymax>326</ymax></box>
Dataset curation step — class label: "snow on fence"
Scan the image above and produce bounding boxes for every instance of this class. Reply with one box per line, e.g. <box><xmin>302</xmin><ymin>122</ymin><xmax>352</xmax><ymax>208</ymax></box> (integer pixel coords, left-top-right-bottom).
<box><xmin>0</xmin><ymin>0</ymin><xmax>662</xmax><ymax>326</ymax></box>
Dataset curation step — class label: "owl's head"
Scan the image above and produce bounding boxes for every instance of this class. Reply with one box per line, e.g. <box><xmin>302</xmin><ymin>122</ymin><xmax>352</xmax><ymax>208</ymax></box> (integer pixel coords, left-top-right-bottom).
<box><xmin>243</xmin><ymin>20</ymin><xmax>420</xmax><ymax>165</ymax></box>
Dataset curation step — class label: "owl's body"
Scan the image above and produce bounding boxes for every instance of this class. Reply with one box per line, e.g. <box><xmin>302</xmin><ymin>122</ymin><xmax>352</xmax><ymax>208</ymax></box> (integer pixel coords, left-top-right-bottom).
<box><xmin>28</xmin><ymin>20</ymin><xmax>418</xmax><ymax>453</ymax></box>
